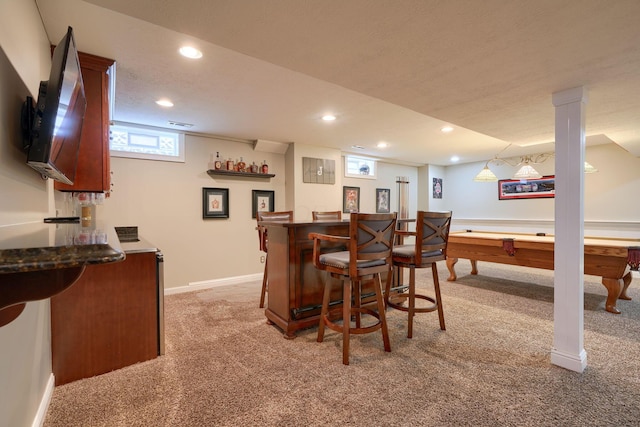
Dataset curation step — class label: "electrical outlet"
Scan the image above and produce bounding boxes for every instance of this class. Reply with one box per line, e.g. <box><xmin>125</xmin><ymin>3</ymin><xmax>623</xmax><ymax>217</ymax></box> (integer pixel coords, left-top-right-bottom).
<box><xmin>260</xmin><ymin>256</ymin><xmax>265</xmax><ymax>263</ymax></box>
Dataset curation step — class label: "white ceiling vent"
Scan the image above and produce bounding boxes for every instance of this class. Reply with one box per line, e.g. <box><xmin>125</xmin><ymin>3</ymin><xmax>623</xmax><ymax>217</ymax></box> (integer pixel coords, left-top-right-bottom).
<box><xmin>253</xmin><ymin>139</ymin><xmax>290</xmax><ymax>154</ymax></box>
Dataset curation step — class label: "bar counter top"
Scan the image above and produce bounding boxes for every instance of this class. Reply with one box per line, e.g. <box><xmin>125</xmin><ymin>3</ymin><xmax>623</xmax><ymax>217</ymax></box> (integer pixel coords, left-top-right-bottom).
<box><xmin>0</xmin><ymin>220</ymin><xmax>125</xmax><ymax>327</ymax></box>
<box><xmin>0</xmin><ymin>221</ymin><xmax>124</xmax><ymax>274</ymax></box>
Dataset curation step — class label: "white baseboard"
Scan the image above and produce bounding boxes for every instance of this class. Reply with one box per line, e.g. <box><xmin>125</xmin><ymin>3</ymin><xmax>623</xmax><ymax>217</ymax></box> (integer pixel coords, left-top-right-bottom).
<box><xmin>32</xmin><ymin>373</ymin><xmax>55</xmax><ymax>427</ymax></box>
<box><xmin>550</xmin><ymin>348</ymin><xmax>587</xmax><ymax>373</ymax></box>
<box><xmin>165</xmin><ymin>273</ymin><xmax>262</xmax><ymax>295</ymax></box>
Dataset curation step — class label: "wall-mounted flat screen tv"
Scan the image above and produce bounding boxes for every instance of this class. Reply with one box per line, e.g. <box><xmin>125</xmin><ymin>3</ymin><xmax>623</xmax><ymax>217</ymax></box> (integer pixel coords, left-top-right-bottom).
<box><xmin>22</xmin><ymin>26</ymin><xmax>86</xmax><ymax>185</ymax></box>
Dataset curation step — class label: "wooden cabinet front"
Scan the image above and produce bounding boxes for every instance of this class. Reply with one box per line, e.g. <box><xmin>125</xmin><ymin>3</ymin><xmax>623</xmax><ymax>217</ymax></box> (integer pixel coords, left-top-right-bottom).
<box><xmin>55</xmin><ymin>52</ymin><xmax>114</xmax><ymax>193</ymax></box>
<box><xmin>51</xmin><ymin>251</ymin><xmax>159</xmax><ymax>385</ymax></box>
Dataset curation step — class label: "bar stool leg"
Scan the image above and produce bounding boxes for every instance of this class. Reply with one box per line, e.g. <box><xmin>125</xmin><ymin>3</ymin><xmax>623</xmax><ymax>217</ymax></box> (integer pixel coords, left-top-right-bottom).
<box><xmin>354</xmin><ymin>280</ymin><xmax>361</xmax><ymax>328</ymax></box>
<box><xmin>317</xmin><ymin>280</ymin><xmax>332</xmax><ymax>343</ymax></box>
<box><xmin>375</xmin><ymin>273</ymin><xmax>391</xmax><ymax>352</ymax></box>
<box><xmin>408</xmin><ymin>266</ymin><xmax>416</xmax><ymax>338</ymax></box>
<box><xmin>433</xmin><ymin>263</ymin><xmax>446</xmax><ymax>330</ymax></box>
<box><xmin>343</xmin><ymin>280</ymin><xmax>352</xmax><ymax>365</ymax></box>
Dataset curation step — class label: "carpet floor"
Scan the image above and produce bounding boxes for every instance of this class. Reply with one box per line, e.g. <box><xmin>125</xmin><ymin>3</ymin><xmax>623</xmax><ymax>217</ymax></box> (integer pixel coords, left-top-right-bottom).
<box><xmin>44</xmin><ymin>262</ymin><xmax>640</xmax><ymax>426</ymax></box>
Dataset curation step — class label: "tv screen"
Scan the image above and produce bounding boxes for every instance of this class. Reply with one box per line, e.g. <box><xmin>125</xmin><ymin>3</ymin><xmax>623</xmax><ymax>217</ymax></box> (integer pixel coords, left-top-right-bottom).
<box><xmin>23</xmin><ymin>26</ymin><xmax>86</xmax><ymax>185</ymax></box>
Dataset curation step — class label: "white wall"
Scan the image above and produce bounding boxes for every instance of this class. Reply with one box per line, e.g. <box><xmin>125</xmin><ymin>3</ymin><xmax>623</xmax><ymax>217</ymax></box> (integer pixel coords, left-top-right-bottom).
<box><xmin>99</xmin><ymin>135</ymin><xmax>286</xmax><ymax>289</ymax></box>
<box><xmin>0</xmin><ymin>1</ymin><xmax>56</xmax><ymax>426</ymax></box>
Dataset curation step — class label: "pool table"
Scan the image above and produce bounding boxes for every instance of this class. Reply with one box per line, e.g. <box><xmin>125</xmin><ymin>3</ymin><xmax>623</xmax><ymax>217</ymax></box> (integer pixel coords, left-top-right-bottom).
<box><xmin>445</xmin><ymin>231</ymin><xmax>640</xmax><ymax>314</ymax></box>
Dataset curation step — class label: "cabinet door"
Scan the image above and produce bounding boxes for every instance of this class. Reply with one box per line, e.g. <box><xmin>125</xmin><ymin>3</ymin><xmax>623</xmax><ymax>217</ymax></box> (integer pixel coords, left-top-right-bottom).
<box><xmin>51</xmin><ymin>251</ymin><xmax>159</xmax><ymax>385</ymax></box>
<box><xmin>55</xmin><ymin>52</ymin><xmax>114</xmax><ymax>193</ymax></box>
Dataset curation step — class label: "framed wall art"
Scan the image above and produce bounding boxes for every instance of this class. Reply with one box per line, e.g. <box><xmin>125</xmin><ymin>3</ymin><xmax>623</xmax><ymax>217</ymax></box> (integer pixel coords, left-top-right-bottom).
<box><xmin>343</xmin><ymin>186</ymin><xmax>360</xmax><ymax>213</ymax></box>
<box><xmin>302</xmin><ymin>157</ymin><xmax>336</xmax><ymax>184</ymax></box>
<box><xmin>252</xmin><ymin>190</ymin><xmax>275</xmax><ymax>218</ymax></box>
<box><xmin>376</xmin><ymin>188</ymin><xmax>390</xmax><ymax>213</ymax></box>
<box><xmin>498</xmin><ymin>176</ymin><xmax>555</xmax><ymax>200</ymax></box>
<box><xmin>202</xmin><ymin>187</ymin><xmax>229</xmax><ymax>218</ymax></box>
<box><xmin>433</xmin><ymin>177</ymin><xmax>443</xmax><ymax>199</ymax></box>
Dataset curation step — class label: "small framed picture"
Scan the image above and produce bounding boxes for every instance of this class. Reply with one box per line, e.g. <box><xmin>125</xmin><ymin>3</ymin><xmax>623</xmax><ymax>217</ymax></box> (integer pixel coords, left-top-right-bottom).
<box><xmin>433</xmin><ymin>178</ymin><xmax>443</xmax><ymax>199</ymax></box>
<box><xmin>203</xmin><ymin>187</ymin><xmax>229</xmax><ymax>219</ymax></box>
<box><xmin>343</xmin><ymin>186</ymin><xmax>360</xmax><ymax>213</ymax></box>
<box><xmin>252</xmin><ymin>190</ymin><xmax>275</xmax><ymax>218</ymax></box>
<box><xmin>376</xmin><ymin>188</ymin><xmax>390</xmax><ymax>213</ymax></box>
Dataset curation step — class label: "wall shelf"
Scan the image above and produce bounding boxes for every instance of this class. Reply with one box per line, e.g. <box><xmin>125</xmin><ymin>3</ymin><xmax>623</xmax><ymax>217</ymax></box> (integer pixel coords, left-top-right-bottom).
<box><xmin>207</xmin><ymin>169</ymin><xmax>275</xmax><ymax>179</ymax></box>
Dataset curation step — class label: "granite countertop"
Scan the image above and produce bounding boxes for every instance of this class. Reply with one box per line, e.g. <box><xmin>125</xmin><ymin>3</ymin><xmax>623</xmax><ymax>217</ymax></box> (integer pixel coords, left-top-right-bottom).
<box><xmin>0</xmin><ymin>221</ymin><xmax>125</xmax><ymax>274</ymax></box>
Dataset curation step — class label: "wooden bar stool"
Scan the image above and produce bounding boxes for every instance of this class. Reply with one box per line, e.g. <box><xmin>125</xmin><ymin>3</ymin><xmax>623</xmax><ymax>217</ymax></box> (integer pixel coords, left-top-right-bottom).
<box><xmin>256</xmin><ymin>211</ymin><xmax>293</xmax><ymax>308</ymax></box>
<box><xmin>309</xmin><ymin>212</ymin><xmax>396</xmax><ymax>365</ymax></box>
<box><xmin>312</xmin><ymin>211</ymin><xmax>342</xmax><ymax>221</ymax></box>
<box><xmin>385</xmin><ymin>211</ymin><xmax>452</xmax><ymax>338</ymax></box>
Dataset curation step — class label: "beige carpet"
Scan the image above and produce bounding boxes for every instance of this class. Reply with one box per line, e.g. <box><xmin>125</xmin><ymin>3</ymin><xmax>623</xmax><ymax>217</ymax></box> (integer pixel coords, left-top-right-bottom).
<box><xmin>44</xmin><ymin>263</ymin><xmax>640</xmax><ymax>426</ymax></box>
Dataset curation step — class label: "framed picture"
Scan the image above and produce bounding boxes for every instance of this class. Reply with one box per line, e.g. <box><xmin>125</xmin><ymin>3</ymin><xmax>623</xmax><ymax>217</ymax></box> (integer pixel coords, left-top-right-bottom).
<box><xmin>433</xmin><ymin>177</ymin><xmax>443</xmax><ymax>199</ymax></box>
<box><xmin>376</xmin><ymin>188</ymin><xmax>390</xmax><ymax>213</ymax></box>
<box><xmin>252</xmin><ymin>190</ymin><xmax>274</xmax><ymax>218</ymax></box>
<box><xmin>498</xmin><ymin>175</ymin><xmax>555</xmax><ymax>200</ymax></box>
<box><xmin>343</xmin><ymin>186</ymin><xmax>360</xmax><ymax>213</ymax></box>
<box><xmin>202</xmin><ymin>187</ymin><xmax>229</xmax><ymax>219</ymax></box>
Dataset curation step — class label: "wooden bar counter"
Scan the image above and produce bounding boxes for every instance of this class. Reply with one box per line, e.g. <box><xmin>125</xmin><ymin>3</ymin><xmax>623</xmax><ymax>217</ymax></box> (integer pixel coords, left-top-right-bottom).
<box><xmin>260</xmin><ymin>219</ymin><xmax>353</xmax><ymax>338</ymax></box>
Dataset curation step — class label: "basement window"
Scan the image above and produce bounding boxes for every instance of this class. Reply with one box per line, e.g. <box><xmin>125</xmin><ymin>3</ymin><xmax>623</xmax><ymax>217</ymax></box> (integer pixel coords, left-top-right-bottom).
<box><xmin>344</xmin><ymin>155</ymin><xmax>376</xmax><ymax>179</ymax></box>
<box><xmin>109</xmin><ymin>123</ymin><xmax>185</xmax><ymax>162</ymax></box>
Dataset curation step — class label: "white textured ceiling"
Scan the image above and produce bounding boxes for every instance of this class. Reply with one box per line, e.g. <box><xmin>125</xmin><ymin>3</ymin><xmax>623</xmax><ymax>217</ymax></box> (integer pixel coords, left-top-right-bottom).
<box><xmin>36</xmin><ymin>0</ymin><xmax>640</xmax><ymax>165</ymax></box>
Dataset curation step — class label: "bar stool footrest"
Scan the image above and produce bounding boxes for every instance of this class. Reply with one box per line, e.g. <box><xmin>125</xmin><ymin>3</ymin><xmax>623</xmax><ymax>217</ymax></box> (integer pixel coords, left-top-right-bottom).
<box><xmin>386</xmin><ymin>293</ymin><xmax>438</xmax><ymax>313</ymax></box>
<box><xmin>323</xmin><ymin>306</ymin><xmax>384</xmax><ymax>335</ymax></box>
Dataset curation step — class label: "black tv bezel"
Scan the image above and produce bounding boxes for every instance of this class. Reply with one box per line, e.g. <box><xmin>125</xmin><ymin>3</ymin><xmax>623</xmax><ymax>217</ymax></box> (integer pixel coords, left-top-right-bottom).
<box><xmin>22</xmin><ymin>26</ymin><xmax>86</xmax><ymax>185</ymax></box>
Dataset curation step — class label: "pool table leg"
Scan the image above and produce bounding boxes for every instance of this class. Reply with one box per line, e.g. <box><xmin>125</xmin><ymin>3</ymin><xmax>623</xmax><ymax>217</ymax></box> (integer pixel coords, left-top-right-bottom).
<box><xmin>470</xmin><ymin>260</ymin><xmax>478</xmax><ymax>275</ymax></box>
<box><xmin>601</xmin><ymin>276</ymin><xmax>627</xmax><ymax>315</ymax></box>
<box><xmin>446</xmin><ymin>257</ymin><xmax>458</xmax><ymax>281</ymax></box>
<box><xmin>446</xmin><ymin>258</ymin><xmax>478</xmax><ymax>281</ymax></box>
<box><xmin>619</xmin><ymin>271</ymin><xmax>633</xmax><ymax>301</ymax></box>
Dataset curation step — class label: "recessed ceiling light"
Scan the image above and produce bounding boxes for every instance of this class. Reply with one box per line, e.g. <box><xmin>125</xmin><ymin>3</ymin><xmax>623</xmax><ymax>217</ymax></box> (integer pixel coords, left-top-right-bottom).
<box><xmin>351</xmin><ymin>145</ymin><xmax>365</xmax><ymax>150</ymax></box>
<box><xmin>156</xmin><ymin>99</ymin><xmax>174</xmax><ymax>107</ymax></box>
<box><xmin>377</xmin><ymin>142</ymin><xmax>388</xmax><ymax>148</ymax></box>
<box><xmin>441</xmin><ymin>126</ymin><xmax>454</xmax><ymax>133</ymax></box>
<box><xmin>179</xmin><ymin>46</ymin><xmax>203</xmax><ymax>59</ymax></box>
<box><xmin>322</xmin><ymin>114</ymin><xmax>336</xmax><ymax>121</ymax></box>
<box><xmin>450</xmin><ymin>155</ymin><xmax>460</xmax><ymax>162</ymax></box>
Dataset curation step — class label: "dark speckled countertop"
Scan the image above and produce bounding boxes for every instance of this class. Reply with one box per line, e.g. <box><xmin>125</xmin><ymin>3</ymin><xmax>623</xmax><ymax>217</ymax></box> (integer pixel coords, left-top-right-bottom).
<box><xmin>0</xmin><ymin>221</ymin><xmax>125</xmax><ymax>274</ymax></box>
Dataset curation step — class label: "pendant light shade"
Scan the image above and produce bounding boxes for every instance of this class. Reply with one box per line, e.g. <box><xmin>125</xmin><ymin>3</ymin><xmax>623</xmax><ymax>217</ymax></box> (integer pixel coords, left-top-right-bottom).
<box><xmin>512</xmin><ymin>164</ymin><xmax>542</xmax><ymax>180</ymax></box>
<box><xmin>584</xmin><ymin>161</ymin><xmax>598</xmax><ymax>173</ymax></box>
<box><xmin>473</xmin><ymin>165</ymin><xmax>498</xmax><ymax>182</ymax></box>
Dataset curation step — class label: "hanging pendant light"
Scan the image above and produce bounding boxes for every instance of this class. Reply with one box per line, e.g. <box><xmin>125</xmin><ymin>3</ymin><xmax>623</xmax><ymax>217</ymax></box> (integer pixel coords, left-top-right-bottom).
<box><xmin>512</xmin><ymin>161</ymin><xmax>542</xmax><ymax>180</ymax></box>
<box><xmin>584</xmin><ymin>161</ymin><xmax>598</xmax><ymax>173</ymax></box>
<box><xmin>473</xmin><ymin>164</ymin><xmax>498</xmax><ymax>182</ymax></box>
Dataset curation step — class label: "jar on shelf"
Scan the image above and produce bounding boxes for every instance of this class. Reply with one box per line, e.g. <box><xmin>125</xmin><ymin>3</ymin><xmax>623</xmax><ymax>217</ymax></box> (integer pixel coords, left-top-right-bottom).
<box><xmin>261</xmin><ymin>160</ymin><xmax>269</xmax><ymax>174</ymax></box>
<box><xmin>226</xmin><ymin>158</ymin><xmax>234</xmax><ymax>171</ymax></box>
<box><xmin>250</xmin><ymin>161</ymin><xmax>259</xmax><ymax>174</ymax></box>
<box><xmin>237</xmin><ymin>157</ymin><xmax>246</xmax><ymax>172</ymax></box>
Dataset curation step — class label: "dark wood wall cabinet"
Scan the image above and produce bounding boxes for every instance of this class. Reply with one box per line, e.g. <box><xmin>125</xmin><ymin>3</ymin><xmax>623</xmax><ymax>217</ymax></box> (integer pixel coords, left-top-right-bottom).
<box><xmin>51</xmin><ymin>251</ymin><xmax>160</xmax><ymax>385</ymax></box>
<box><xmin>55</xmin><ymin>52</ymin><xmax>114</xmax><ymax>193</ymax></box>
